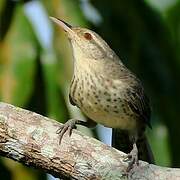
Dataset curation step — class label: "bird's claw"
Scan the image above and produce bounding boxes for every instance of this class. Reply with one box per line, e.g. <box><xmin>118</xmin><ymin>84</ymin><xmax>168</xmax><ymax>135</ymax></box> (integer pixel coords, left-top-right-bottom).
<box><xmin>56</xmin><ymin>119</ymin><xmax>77</xmax><ymax>144</ymax></box>
<box><xmin>123</xmin><ymin>143</ymin><xmax>139</xmax><ymax>173</ymax></box>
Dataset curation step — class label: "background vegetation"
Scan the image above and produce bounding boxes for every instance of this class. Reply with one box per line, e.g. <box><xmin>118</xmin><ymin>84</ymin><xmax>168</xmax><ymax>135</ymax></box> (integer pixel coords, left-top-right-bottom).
<box><xmin>0</xmin><ymin>0</ymin><xmax>179</xmax><ymax>179</ymax></box>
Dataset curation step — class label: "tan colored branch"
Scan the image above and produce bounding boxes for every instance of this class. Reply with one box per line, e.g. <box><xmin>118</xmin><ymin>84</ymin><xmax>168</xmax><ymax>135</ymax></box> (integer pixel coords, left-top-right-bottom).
<box><xmin>0</xmin><ymin>102</ymin><xmax>179</xmax><ymax>179</ymax></box>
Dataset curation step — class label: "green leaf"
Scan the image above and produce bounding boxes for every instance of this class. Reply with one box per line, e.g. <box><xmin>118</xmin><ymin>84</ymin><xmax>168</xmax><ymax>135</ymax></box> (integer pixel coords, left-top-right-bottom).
<box><xmin>0</xmin><ymin>5</ymin><xmax>37</xmax><ymax>106</ymax></box>
<box><xmin>41</xmin><ymin>49</ymin><xmax>69</xmax><ymax>122</ymax></box>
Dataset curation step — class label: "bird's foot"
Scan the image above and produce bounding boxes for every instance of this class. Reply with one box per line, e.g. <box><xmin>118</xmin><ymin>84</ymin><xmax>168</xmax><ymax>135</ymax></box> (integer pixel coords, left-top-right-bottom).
<box><xmin>56</xmin><ymin>119</ymin><xmax>78</xmax><ymax>144</ymax></box>
<box><xmin>123</xmin><ymin>143</ymin><xmax>139</xmax><ymax>173</ymax></box>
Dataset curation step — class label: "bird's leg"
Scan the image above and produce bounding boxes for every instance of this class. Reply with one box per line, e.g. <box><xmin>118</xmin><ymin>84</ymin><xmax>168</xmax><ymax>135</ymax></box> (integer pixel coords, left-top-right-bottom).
<box><xmin>57</xmin><ymin>118</ymin><xmax>96</xmax><ymax>144</ymax></box>
<box><xmin>122</xmin><ymin>132</ymin><xmax>139</xmax><ymax>173</ymax></box>
<box><xmin>124</xmin><ymin>143</ymin><xmax>139</xmax><ymax>172</ymax></box>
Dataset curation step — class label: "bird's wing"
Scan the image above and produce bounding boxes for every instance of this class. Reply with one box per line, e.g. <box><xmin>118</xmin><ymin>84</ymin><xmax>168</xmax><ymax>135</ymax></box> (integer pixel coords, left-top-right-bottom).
<box><xmin>69</xmin><ymin>94</ymin><xmax>76</xmax><ymax>106</ymax></box>
<box><xmin>124</xmin><ymin>83</ymin><xmax>151</xmax><ymax>128</ymax></box>
<box><xmin>69</xmin><ymin>75</ymin><xmax>77</xmax><ymax>106</ymax></box>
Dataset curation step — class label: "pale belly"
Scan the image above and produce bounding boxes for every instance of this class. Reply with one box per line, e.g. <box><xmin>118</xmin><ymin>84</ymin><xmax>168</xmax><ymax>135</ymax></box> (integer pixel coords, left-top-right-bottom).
<box><xmin>70</xmin><ymin>72</ymin><xmax>138</xmax><ymax>130</ymax></box>
<box><xmin>80</xmin><ymin>98</ymin><xmax>138</xmax><ymax>130</ymax></box>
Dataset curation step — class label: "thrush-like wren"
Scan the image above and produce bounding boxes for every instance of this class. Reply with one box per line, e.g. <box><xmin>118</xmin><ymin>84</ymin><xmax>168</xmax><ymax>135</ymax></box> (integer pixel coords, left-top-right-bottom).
<box><xmin>50</xmin><ymin>17</ymin><xmax>154</xmax><ymax>168</ymax></box>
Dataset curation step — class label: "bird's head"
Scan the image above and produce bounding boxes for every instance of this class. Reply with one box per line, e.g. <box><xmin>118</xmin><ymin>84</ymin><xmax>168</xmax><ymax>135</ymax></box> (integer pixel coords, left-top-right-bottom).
<box><xmin>50</xmin><ymin>17</ymin><xmax>116</xmax><ymax>61</ymax></box>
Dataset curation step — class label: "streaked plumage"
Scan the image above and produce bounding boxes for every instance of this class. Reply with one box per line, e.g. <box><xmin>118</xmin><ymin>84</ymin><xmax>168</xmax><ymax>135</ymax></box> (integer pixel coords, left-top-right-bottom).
<box><xmin>50</xmin><ymin>17</ymin><xmax>154</xmax><ymax>164</ymax></box>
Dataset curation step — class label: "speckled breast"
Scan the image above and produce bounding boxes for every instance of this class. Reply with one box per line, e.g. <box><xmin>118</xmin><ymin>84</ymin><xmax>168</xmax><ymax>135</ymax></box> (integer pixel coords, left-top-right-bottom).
<box><xmin>69</xmin><ymin>72</ymin><xmax>137</xmax><ymax>130</ymax></box>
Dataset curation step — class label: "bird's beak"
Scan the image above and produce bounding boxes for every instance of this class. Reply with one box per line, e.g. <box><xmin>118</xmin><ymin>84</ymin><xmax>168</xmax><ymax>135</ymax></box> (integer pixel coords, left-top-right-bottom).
<box><xmin>50</xmin><ymin>17</ymin><xmax>74</xmax><ymax>36</ymax></box>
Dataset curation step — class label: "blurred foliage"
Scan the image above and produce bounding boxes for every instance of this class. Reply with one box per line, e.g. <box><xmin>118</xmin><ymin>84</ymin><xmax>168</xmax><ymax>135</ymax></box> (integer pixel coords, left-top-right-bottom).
<box><xmin>0</xmin><ymin>0</ymin><xmax>179</xmax><ymax>179</ymax></box>
<box><xmin>0</xmin><ymin>5</ymin><xmax>37</xmax><ymax>106</ymax></box>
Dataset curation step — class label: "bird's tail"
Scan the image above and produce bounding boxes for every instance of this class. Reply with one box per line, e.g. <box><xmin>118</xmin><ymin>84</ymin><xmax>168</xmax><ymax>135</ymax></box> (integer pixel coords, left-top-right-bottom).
<box><xmin>112</xmin><ymin>129</ymin><xmax>154</xmax><ymax>164</ymax></box>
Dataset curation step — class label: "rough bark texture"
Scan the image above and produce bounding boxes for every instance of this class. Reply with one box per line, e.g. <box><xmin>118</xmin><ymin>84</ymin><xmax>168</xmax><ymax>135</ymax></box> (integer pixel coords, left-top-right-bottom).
<box><xmin>0</xmin><ymin>102</ymin><xmax>179</xmax><ymax>179</ymax></box>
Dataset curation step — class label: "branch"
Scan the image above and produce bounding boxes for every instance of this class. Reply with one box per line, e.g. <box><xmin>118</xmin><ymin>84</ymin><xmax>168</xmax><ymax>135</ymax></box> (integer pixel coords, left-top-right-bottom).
<box><xmin>0</xmin><ymin>102</ymin><xmax>179</xmax><ymax>179</ymax></box>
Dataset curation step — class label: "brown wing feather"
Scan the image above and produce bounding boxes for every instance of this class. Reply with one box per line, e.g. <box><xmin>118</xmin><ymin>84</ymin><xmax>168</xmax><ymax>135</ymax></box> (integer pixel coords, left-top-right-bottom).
<box><xmin>69</xmin><ymin>75</ymin><xmax>77</xmax><ymax>106</ymax></box>
<box><xmin>125</xmin><ymin>82</ymin><xmax>151</xmax><ymax>128</ymax></box>
<box><xmin>69</xmin><ymin>94</ymin><xmax>76</xmax><ymax>106</ymax></box>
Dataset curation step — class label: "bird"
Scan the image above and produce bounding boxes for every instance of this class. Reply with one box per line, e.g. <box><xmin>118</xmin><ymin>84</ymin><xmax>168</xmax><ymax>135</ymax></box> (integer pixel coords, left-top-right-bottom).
<box><xmin>50</xmin><ymin>17</ymin><xmax>154</xmax><ymax>170</ymax></box>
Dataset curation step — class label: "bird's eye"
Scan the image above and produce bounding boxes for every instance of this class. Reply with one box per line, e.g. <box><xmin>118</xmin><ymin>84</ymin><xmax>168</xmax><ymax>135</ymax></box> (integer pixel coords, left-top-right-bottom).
<box><xmin>84</xmin><ymin>33</ymin><xmax>92</xmax><ymax>40</ymax></box>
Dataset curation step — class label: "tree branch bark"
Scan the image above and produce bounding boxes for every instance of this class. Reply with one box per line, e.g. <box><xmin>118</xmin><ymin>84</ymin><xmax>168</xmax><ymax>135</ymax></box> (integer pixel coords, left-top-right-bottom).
<box><xmin>0</xmin><ymin>102</ymin><xmax>179</xmax><ymax>179</ymax></box>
